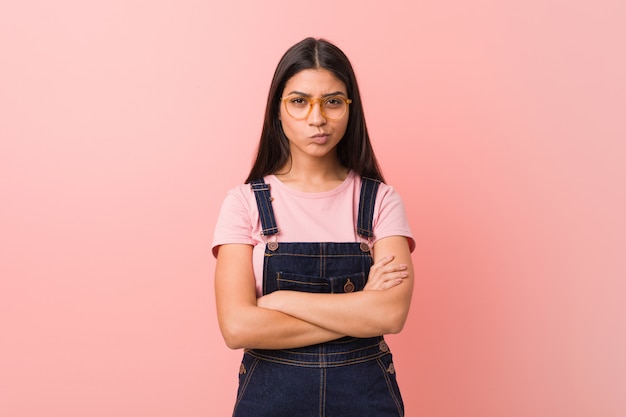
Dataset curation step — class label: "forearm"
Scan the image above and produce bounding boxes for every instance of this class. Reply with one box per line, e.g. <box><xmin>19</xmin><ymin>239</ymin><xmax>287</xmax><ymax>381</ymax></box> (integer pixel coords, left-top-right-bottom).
<box><xmin>258</xmin><ymin>287</ymin><xmax>412</xmax><ymax>338</ymax></box>
<box><xmin>257</xmin><ymin>236</ymin><xmax>415</xmax><ymax>337</ymax></box>
<box><xmin>219</xmin><ymin>304</ymin><xmax>344</xmax><ymax>350</ymax></box>
<box><xmin>215</xmin><ymin>244</ymin><xmax>344</xmax><ymax>350</ymax></box>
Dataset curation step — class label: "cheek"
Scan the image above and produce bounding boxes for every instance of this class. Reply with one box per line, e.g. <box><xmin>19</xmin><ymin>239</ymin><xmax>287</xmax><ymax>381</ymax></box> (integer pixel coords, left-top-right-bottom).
<box><xmin>279</xmin><ymin>117</ymin><xmax>297</xmax><ymax>139</ymax></box>
<box><xmin>336</xmin><ymin>119</ymin><xmax>349</xmax><ymax>137</ymax></box>
<box><xmin>277</xmin><ymin>104</ymin><xmax>296</xmax><ymax>139</ymax></box>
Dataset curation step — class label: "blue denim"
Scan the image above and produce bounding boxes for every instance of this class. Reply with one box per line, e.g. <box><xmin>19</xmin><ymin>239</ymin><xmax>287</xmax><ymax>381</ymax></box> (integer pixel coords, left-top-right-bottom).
<box><xmin>233</xmin><ymin>178</ymin><xmax>404</xmax><ymax>417</ymax></box>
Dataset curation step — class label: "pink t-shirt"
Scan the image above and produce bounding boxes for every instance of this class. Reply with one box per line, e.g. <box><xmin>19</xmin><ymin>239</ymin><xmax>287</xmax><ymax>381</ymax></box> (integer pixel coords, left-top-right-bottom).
<box><xmin>212</xmin><ymin>171</ymin><xmax>415</xmax><ymax>296</ymax></box>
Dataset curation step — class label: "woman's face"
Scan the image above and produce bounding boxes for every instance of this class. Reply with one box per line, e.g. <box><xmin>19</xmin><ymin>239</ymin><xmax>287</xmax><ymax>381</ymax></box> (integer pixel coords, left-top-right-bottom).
<box><xmin>279</xmin><ymin>68</ymin><xmax>349</xmax><ymax>163</ymax></box>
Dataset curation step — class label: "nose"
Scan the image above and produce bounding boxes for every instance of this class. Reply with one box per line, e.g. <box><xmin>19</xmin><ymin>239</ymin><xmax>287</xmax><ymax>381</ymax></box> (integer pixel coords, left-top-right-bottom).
<box><xmin>307</xmin><ymin>101</ymin><xmax>326</xmax><ymax>126</ymax></box>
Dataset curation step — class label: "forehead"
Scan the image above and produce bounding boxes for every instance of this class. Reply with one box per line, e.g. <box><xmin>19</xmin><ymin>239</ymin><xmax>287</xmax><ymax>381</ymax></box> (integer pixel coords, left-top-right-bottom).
<box><xmin>283</xmin><ymin>69</ymin><xmax>347</xmax><ymax>95</ymax></box>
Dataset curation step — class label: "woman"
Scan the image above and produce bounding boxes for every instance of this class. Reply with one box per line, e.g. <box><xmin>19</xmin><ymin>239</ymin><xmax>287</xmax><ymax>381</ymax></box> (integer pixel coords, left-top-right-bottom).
<box><xmin>212</xmin><ymin>37</ymin><xmax>415</xmax><ymax>417</ymax></box>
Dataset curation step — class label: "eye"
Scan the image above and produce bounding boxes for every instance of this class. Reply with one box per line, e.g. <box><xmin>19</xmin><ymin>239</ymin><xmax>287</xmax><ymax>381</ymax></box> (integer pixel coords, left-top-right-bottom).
<box><xmin>324</xmin><ymin>97</ymin><xmax>344</xmax><ymax>107</ymax></box>
<box><xmin>288</xmin><ymin>96</ymin><xmax>309</xmax><ymax>107</ymax></box>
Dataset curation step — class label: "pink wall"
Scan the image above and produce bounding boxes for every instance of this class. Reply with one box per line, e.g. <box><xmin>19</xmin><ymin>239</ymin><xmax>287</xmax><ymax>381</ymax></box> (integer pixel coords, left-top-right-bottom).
<box><xmin>1</xmin><ymin>1</ymin><xmax>625</xmax><ymax>416</ymax></box>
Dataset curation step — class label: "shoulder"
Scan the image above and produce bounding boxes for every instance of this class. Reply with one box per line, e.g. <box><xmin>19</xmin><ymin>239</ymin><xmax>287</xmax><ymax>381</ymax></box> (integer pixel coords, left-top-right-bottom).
<box><xmin>355</xmin><ymin>174</ymin><xmax>403</xmax><ymax>204</ymax></box>
<box><xmin>220</xmin><ymin>182</ymin><xmax>257</xmax><ymax>210</ymax></box>
<box><xmin>363</xmin><ymin>178</ymin><xmax>415</xmax><ymax>252</ymax></box>
<box><xmin>377</xmin><ymin>181</ymin><xmax>403</xmax><ymax>203</ymax></box>
<box><xmin>212</xmin><ymin>182</ymin><xmax>261</xmax><ymax>257</ymax></box>
<box><xmin>373</xmin><ymin>181</ymin><xmax>408</xmax><ymax>220</ymax></box>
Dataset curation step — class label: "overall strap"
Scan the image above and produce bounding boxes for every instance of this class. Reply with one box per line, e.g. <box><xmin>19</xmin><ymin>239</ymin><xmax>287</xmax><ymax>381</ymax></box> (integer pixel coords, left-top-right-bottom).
<box><xmin>356</xmin><ymin>177</ymin><xmax>381</xmax><ymax>238</ymax></box>
<box><xmin>250</xmin><ymin>179</ymin><xmax>280</xmax><ymax>236</ymax></box>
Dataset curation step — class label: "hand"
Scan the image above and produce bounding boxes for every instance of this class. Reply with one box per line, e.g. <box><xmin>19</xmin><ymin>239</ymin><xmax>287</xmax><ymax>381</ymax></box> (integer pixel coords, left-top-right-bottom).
<box><xmin>364</xmin><ymin>255</ymin><xmax>408</xmax><ymax>291</ymax></box>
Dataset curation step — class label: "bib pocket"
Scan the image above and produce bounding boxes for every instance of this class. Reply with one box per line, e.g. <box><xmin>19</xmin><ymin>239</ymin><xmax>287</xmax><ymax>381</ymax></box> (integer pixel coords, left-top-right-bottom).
<box><xmin>276</xmin><ymin>271</ymin><xmax>367</xmax><ymax>293</ymax></box>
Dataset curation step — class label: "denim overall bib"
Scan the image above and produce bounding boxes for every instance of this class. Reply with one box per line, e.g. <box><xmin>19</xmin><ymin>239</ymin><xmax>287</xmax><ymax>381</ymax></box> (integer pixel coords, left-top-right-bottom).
<box><xmin>232</xmin><ymin>177</ymin><xmax>404</xmax><ymax>417</ymax></box>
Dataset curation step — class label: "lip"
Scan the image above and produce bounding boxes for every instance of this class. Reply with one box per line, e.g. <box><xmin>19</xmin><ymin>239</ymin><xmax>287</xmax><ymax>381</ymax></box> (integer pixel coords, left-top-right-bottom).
<box><xmin>310</xmin><ymin>133</ymin><xmax>330</xmax><ymax>144</ymax></box>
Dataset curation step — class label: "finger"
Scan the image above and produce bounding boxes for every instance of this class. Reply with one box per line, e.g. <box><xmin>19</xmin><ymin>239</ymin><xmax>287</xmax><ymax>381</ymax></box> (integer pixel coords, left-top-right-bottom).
<box><xmin>367</xmin><ymin>269</ymin><xmax>408</xmax><ymax>290</ymax></box>
<box><xmin>372</xmin><ymin>255</ymin><xmax>395</xmax><ymax>269</ymax></box>
<box><xmin>387</xmin><ymin>263</ymin><xmax>408</xmax><ymax>272</ymax></box>
<box><xmin>383</xmin><ymin>270</ymin><xmax>409</xmax><ymax>283</ymax></box>
<box><xmin>376</xmin><ymin>263</ymin><xmax>408</xmax><ymax>277</ymax></box>
<box><xmin>380</xmin><ymin>278</ymin><xmax>404</xmax><ymax>290</ymax></box>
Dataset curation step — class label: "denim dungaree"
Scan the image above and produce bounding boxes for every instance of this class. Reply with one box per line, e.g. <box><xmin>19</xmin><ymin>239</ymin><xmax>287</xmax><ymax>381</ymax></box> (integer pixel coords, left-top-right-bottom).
<box><xmin>232</xmin><ymin>177</ymin><xmax>404</xmax><ymax>417</ymax></box>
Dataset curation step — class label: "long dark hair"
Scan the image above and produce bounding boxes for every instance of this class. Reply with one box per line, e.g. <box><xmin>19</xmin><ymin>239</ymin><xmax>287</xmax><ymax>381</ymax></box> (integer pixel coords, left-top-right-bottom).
<box><xmin>245</xmin><ymin>37</ymin><xmax>385</xmax><ymax>183</ymax></box>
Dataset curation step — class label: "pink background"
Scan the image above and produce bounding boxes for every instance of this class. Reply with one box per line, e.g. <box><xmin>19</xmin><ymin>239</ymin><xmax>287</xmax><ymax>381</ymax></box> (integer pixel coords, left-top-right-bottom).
<box><xmin>1</xmin><ymin>1</ymin><xmax>625</xmax><ymax>416</ymax></box>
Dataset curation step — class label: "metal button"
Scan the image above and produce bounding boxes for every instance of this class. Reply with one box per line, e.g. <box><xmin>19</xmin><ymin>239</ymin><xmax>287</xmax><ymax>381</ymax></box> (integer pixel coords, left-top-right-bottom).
<box><xmin>267</xmin><ymin>242</ymin><xmax>279</xmax><ymax>251</ymax></box>
<box><xmin>344</xmin><ymin>279</ymin><xmax>355</xmax><ymax>293</ymax></box>
<box><xmin>359</xmin><ymin>242</ymin><xmax>370</xmax><ymax>252</ymax></box>
<box><xmin>379</xmin><ymin>340</ymin><xmax>389</xmax><ymax>353</ymax></box>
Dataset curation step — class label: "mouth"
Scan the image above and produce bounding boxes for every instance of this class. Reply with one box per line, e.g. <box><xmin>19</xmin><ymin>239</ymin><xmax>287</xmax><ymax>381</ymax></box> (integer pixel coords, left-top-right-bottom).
<box><xmin>310</xmin><ymin>133</ymin><xmax>330</xmax><ymax>144</ymax></box>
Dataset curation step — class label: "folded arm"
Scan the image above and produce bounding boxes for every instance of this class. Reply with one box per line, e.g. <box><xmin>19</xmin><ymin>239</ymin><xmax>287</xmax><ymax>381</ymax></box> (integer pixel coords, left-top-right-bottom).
<box><xmin>257</xmin><ymin>236</ymin><xmax>414</xmax><ymax>338</ymax></box>
<box><xmin>214</xmin><ymin>244</ymin><xmax>345</xmax><ymax>350</ymax></box>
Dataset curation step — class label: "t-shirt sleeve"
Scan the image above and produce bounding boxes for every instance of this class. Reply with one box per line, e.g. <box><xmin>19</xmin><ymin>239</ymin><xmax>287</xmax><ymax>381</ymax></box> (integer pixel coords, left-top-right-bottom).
<box><xmin>373</xmin><ymin>185</ymin><xmax>416</xmax><ymax>253</ymax></box>
<box><xmin>211</xmin><ymin>186</ymin><xmax>256</xmax><ymax>258</ymax></box>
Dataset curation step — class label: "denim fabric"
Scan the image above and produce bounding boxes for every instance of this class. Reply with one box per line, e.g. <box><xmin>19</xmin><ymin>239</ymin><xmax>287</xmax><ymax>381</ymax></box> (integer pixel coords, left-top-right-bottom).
<box><xmin>233</xmin><ymin>178</ymin><xmax>404</xmax><ymax>417</ymax></box>
<box><xmin>234</xmin><ymin>349</ymin><xmax>403</xmax><ymax>417</ymax></box>
<box><xmin>263</xmin><ymin>242</ymin><xmax>372</xmax><ymax>296</ymax></box>
<box><xmin>251</xmin><ymin>181</ymin><xmax>280</xmax><ymax>236</ymax></box>
<box><xmin>356</xmin><ymin>177</ymin><xmax>381</xmax><ymax>238</ymax></box>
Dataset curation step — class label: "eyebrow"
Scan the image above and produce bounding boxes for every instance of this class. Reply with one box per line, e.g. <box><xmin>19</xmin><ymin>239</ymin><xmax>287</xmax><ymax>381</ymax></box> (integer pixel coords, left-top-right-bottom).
<box><xmin>286</xmin><ymin>90</ymin><xmax>347</xmax><ymax>98</ymax></box>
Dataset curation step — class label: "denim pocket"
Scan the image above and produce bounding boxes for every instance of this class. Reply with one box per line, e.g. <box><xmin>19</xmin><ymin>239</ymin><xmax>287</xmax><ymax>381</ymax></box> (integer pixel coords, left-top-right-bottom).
<box><xmin>276</xmin><ymin>272</ymin><xmax>329</xmax><ymax>293</ymax></box>
<box><xmin>329</xmin><ymin>271</ymin><xmax>367</xmax><ymax>293</ymax></box>
<box><xmin>276</xmin><ymin>271</ymin><xmax>367</xmax><ymax>293</ymax></box>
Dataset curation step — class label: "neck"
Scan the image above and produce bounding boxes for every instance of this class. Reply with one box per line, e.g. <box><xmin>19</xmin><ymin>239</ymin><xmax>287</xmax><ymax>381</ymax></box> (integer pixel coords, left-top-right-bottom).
<box><xmin>275</xmin><ymin>155</ymin><xmax>349</xmax><ymax>192</ymax></box>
